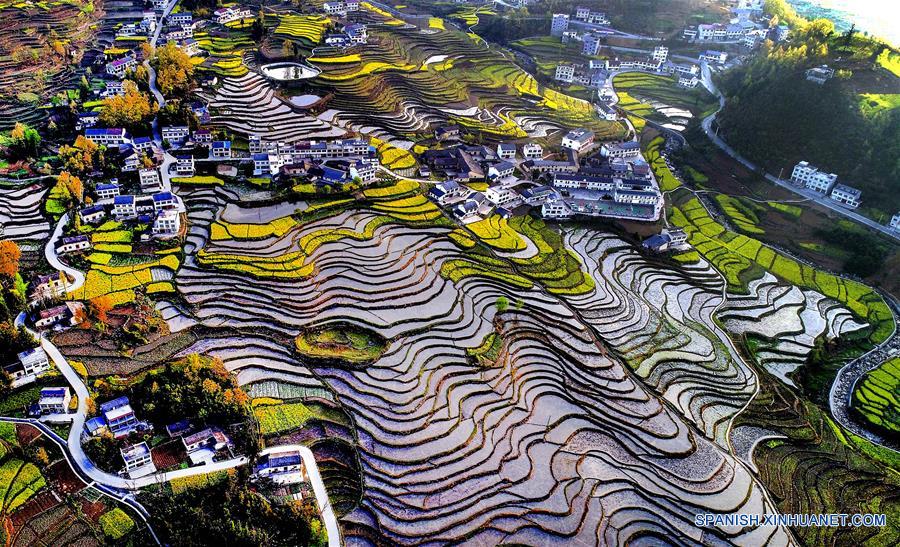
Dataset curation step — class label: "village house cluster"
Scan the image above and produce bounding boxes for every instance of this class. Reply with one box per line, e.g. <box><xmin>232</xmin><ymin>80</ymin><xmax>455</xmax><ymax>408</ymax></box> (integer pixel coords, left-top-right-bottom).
<box><xmin>251</xmin><ymin>137</ymin><xmax>379</xmax><ymax>185</ymax></box>
<box><xmin>790</xmin><ymin>161</ymin><xmax>863</xmax><ymax>209</ymax></box>
<box><xmin>426</xmin><ymin>127</ymin><xmax>662</xmax><ymax>224</ymax></box>
<box><xmin>682</xmin><ymin>0</ymin><xmax>788</xmax><ymax>49</ymax></box>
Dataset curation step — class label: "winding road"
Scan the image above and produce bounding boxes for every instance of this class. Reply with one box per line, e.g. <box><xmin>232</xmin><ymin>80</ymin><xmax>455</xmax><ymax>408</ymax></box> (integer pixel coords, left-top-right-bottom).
<box><xmin>699</xmin><ymin>65</ymin><xmax>900</xmax><ymax>241</ymax></box>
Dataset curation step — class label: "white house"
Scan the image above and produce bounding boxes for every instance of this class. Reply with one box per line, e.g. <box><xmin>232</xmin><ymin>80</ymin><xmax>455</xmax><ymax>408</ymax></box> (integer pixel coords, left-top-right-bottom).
<box><xmin>561</xmin><ymin>129</ymin><xmax>594</xmax><ymax>153</ymax></box>
<box><xmin>106</xmin><ymin>55</ymin><xmax>137</xmax><ymax>78</ymax></box>
<box><xmin>84</xmin><ymin>128</ymin><xmax>129</xmax><ymax>147</ymax></box>
<box><xmin>254</xmin><ymin>449</ymin><xmax>307</xmax><ymax>483</ymax></box>
<box><xmin>496</xmin><ymin>143</ymin><xmax>516</xmax><ymax>160</ymax></box>
<box><xmin>890</xmin><ymin>212</ymin><xmax>900</xmax><ymax>231</ymax></box>
<box><xmin>790</xmin><ymin>161</ymin><xmax>837</xmax><ymax>194</ymax></box>
<box><xmin>699</xmin><ymin>50</ymin><xmax>727</xmax><ymax>64</ymax></box>
<box><xmin>541</xmin><ymin>195</ymin><xmax>573</xmax><ymax>219</ymax></box>
<box><xmin>95</xmin><ymin>183</ymin><xmax>120</xmax><ymax>200</ymax></box>
<box><xmin>488</xmin><ymin>161</ymin><xmax>515</xmax><ymax>180</ymax></box>
<box><xmin>38</xmin><ymin>387</ymin><xmax>71</xmax><ymax>414</ymax></box>
<box><xmin>152</xmin><ymin>191</ymin><xmax>177</xmax><ymax>212</ymax></box>
<box><xmin>139</xmin><ymin>168</ymin><xmax>162</xmax><ymax>193</ymax></box>
<box><xmin>323</xmin><ymin>1</ymin><xmax>346</xmax><ymax>15</ymax></box>
<box><xmin>600</xmin><ymin>141</ymin><xmax>641</xmax><ymax>158</ymax></box>
<box><xmin>56</xmin><ymin>235</ymin><xmax>91</xmax><ymax>255</ymax></box>
<box><xmin>485</xmin><ymin>185</ymin><xmax>522</xmax><ymax>209</ymax></box>
<box><xmin>522</xmin><ymin>143</ymin><xmax>543</xmax><ymax>160</ymax></box>
<box><xmin>175</xmin><ymin>155</ymin><xmax>195</xmax><ymax>176</ymax></box>
<box><xmin>829</xmin><ymin>184</ymin><xmax>862</xmax><ymax>209</ymax></box>
<box><xmin>162</xmin><ymin>126</ymin><xmax>190</xmax><ymax>145</ymax></box>
<box><xmin>16</xmin><ymin>348</ymin><xmax>51</xmax><ymax>377</ymax></box>
<box><xmin>112</xmin><ymin>195</ymin><xmax>137</xmax><ymax>218</ymax></box>
<box><xmin>428</xmin><ymin>180</ymin><xmax>468</xmax><ymax>205</ymax></box>
<box><xmin>555</xmin><ymin>64</ymin><xmax>575</xmax><ymax>83</ymax></box>
<box><xmin>153</xmin><ymin>209</ymin><xmax>181</xmax><ymax>235</ymax></box>
<box><xmin>121</xmin><ymin>442</ymin><xmax>156</xmax><ymax>478</ymax></box>
<box><xmin>582</xmin><ymin>34</ymin><xmax>601</xmax><ymax>56</ymax></box>
<box><xmin>79</xmin><ymin>205</ymin><xmax>106</xmax><ymax>225</ymax></box>
<box><xmin>211</xmin><ymin>141</ymin><xmax>232</xmax><ymax>159</ymax></box>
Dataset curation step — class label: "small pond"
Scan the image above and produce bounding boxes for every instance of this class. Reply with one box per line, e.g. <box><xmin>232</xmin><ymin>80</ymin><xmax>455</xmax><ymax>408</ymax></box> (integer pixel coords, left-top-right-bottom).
<box><xmin>261</xmin><ymin>62</ymin><xmax>320</xmax><ymax>81</ymax></box>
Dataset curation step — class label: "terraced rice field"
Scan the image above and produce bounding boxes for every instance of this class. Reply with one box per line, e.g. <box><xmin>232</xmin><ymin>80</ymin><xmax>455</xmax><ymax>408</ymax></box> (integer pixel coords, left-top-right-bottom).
<box><xmin>852</xmin><ymin>356</ymin><xmax>900</xmax><ymax>435</ymax></box>
<box><xmin>310</xmin><ymin>22</ymin><xmax>626</xmax><ymax>144</ymax></box>
<box><xmin>0</xmin><ymin>183</ymin><xmax>50</xmax><ymax>241</ymax></box>
<box><xmin>199</xmin><ymin>72</ymin><xmax>346</xmax><ymax>142</ymax></box>
<box><xmin>161</xmin><ymin>180</ymin><xmax>832</xmax><ymax>544</ymax></box>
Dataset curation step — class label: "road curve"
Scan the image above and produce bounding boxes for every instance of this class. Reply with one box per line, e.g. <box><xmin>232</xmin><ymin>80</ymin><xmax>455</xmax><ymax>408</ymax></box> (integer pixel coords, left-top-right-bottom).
<box><xmin>257</xmin><ymin>445</ymin><xmax>341</xmax><ymax>547</ymax></box>
<box><xmin>699</xmin><ymin>66</ymin><xmax>899</xmax><ymax>241</ymax></box>
<box><xmin>46</xmin><ymin>212</ymin><xmax>86</xmax><ymax>294</ymax></box>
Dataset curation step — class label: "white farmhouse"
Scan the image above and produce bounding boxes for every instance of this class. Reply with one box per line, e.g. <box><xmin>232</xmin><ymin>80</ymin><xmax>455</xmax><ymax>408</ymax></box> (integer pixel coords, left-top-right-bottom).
<box><xmin>790</xmin><ymin>161</ymin><xmax>837</xmax><ymax>194</ymax></box>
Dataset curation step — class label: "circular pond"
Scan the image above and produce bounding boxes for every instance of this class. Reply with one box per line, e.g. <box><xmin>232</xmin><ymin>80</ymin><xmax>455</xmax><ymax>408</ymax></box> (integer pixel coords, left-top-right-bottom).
<box><xmin>260</xmin><ymin>62</ymin><xmax>320</xmax><ymax>81</ymax></box>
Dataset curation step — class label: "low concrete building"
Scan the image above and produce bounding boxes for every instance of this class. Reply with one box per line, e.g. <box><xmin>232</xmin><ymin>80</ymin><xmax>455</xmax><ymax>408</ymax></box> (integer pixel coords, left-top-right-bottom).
<box><xmin>830</xmin><ymin>184</ymin><xmax>861</xmax><ymax>208</ymax></box>
<box><xmin>121</xmin><ymin>442</ymin><xmax>156</xmax><ymax>478</ymax></box>
<box><xmin>38</xmin><ymin>387</ymin><xmax>71</xmax><ymax>414</ymax></box>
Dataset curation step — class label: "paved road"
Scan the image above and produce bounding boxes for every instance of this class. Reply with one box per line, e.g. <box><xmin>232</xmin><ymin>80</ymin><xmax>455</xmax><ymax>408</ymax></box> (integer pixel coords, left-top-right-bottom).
<box><xmin>257</xmin><ymin>445</ymin><xmax>341</xmax><ymax>547</ymax></box>
<box><xmin>699</xmin><ymin>66</ymin><xmax>900</xmax><ymax>242</ymax></box>
<box><xmin>828</xmin><ymin>294</ymin><xmax>900</xmax><ymax>452</ymax></box>
<box><xmin>46</xmin><ymin>212</ymin><xmax>86</xmax><ymax>293</ymax></box>
<box><xmin>0</xmin><ymin>415</ymin><xmax>162</xmax><ymax>545</ymax></box>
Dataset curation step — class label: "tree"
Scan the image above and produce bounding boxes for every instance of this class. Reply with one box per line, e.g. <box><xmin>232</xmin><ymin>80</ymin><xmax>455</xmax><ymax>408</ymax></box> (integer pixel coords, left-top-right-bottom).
<box><xmin>57</xmin><ymin>171</ymin><xmax>84</xmax><ymax>204</ymax></box>
<box><xmin>843</xmin><ymin>23</ymin><xmax>857</xmax><ymax>45</ymax></box>
<box><xmin>7</xmin><ymin>122</ymin><xmax>41</xmax><ymax>158</ymax></box>
<box><xmin>98</xmin><ymin>81</ymin><xmax>156</xmax><ymax>132</ymax></box>
<box><xmin>154</xmin><ymin>42</ymin><xmax>195</xmax><ymax>97</ymax></box>
<box><xmin>59</xmin><ymin>135</ymin><xmax>103</xmax><ymax>175</ymax></box>
<box><xmin>495</xmin><ymin>296</ymin><xmax>509</xmax><ymax>312</ymax></box>
<box><xmin>34</xmin><ymin>447</ymin><xmax>50</xmax><ymax>465</ymax></box>
<box><xmin>90</xmin><ymin>295</ymin><xmax>114</xmax><ymax>325</ymax></box>
<box><xmin>0</xmin><ymin>240</ymin><xmax>21</xmax><ymax>281</ymax></box>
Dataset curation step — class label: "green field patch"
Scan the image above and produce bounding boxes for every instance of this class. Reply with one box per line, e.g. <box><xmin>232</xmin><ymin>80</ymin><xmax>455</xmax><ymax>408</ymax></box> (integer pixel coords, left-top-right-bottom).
<box><xmin>295</xmin><ymin>324</ymin><xmax>387</xmax><ymax>364</ymax></box>
<box><xmin>852</xmin><ymin>357</ymin><xmax>900</xmax><ymax>435</ymax></box>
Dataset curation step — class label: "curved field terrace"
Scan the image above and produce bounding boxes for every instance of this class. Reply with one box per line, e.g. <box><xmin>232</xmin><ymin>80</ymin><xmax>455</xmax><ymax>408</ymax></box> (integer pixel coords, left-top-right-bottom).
<box><xmin>163</xmin><ymin>184</ymin><xmax>804</xmax><ymax>545</ymax></box>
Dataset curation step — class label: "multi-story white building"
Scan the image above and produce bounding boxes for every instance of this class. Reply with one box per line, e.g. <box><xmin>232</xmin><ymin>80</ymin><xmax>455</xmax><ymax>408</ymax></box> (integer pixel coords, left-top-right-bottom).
<box><xmin>542</xmin><ymin>195</ymin><xmax>573</xmax><ymax>219</ymax></box>
<box><xmin>699</xmin><ymin>50</ymin><xmax>727</xmax><ymax>64</ymax></box>
<box><xmin>551</xmin><ymin>14</ymin><xmax>569</xmax><ymax>37</ymax></box>
<box><xmin>95</xmin><ymin>183</ymin><xmax>120</xmax><ymax>200</ymax></box>
<box><xmin>561</xmin><ymin>129</ymin><xmax>594</xmax><ymax>153</ymax></box>
<box><xmin>829</xmin><ymin>184</ymin><xmax>862</xmax><ymax>209</ymax></box>
<box><xmin>112</xmin><ymin>195</ymin><xmax>137</xmax><ymax>218</ymax></box>
<box><xmin>176</xmin><ymin>155</ymin><xmax>195</xmax><ymax>176</ymax></box>
<box><xmin>496</xmin><ymin>143</ymin><xmax>516</xmax><ymax>160</ymax></box>
<box><xmin>162</xmin><ymin>126</ymin><xmax>190</xmax><ymax>145</ymax></box>
<box><xmin>153</xmin><ymin>209</ymin><xmax>181</xmax><ymax>235</ymax></box>
<box><xmin>17</xmin><ymin>348</ymin><xmax>51</xmax><ymax>377</ymax></box>
<box><xmin>582</xmin><ymin>34</ymin><xmax>601</xmax><ymax>56</ymax></box>
<box><xmin>121</xmin><ymin>442</ymin><xmax>156</xmax><ymax>478</ymax></box>
<box><xmin>522</xmin><ymin>143</ymin><xmax>543</xmax><ymax>160</ymax></box>
<box><xmin>139</xmin><ymin>169</ymin><xmax>162</xmax><ymax>193</ymax></box>
<box><xmin>38</xmin><ymin>387</ymin><xmax>71</xmax><ymax>414</ymax></box>
<box><xmin>652</xmin><ymin>46</ymin><xmax>668</xmax><ymax>62</ymax></box>
<box><xmin>211</xmin><ymin>141</ymin><xmax>232</xmax><ymax>159</ymax></box>
<box><xmin>106</xmin><ymin>55</ymin><xmax>137</xmax><ymax>78</ymax></box>
<box><xmin>790</xmin><ymin>161</ymin><xmax>838</xmax><ymax>194</ymax></box>
<box><xmin>555</xmin><ymin>64</ymin><xmax>575</xmax><ymax>83</ymax></box>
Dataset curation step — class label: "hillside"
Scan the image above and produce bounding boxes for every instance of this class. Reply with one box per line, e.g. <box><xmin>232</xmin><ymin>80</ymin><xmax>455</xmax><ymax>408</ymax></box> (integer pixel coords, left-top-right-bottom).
<box><xmin>0</xmin><ymin>0</ymin><xmax>101</xmax><ymax>130</ymax></box>
<box><xmin>715</xmin><ymin>19</ymin><xmax>900</xmax><ymax>218</ymax></box>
